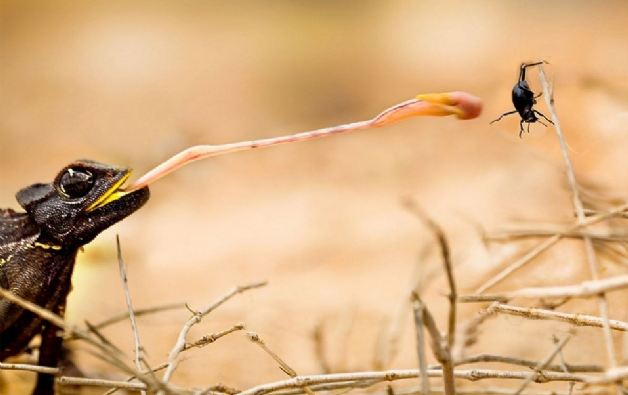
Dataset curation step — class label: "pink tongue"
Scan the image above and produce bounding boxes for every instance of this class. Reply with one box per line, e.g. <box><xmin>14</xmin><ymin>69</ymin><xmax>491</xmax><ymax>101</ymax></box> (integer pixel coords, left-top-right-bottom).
<box><xmin>127</xmin><ymin>92</ymin><xmax>482</xmax><ymax>191</ymax></box>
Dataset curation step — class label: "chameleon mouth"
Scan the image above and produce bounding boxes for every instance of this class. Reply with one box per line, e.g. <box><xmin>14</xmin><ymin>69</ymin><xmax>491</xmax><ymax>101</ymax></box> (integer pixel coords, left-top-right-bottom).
<box><xmin>86</xmin><ymin>172</ymin><xmax>131</xmax><ymax>212</ymax></box>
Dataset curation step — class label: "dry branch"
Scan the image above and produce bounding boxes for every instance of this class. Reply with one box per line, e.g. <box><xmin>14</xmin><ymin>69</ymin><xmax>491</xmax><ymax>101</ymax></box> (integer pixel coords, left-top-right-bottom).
<box><xmin>0</xmin><ymin>287</ymin><xmax>152</xmax><ymax>386</ymax></box>
<box><xmin>235</xmin><ymin>368</ymin><xmax>589</xmax><ymax>395</ymax></box>
<box><xmin>104</xmin><ymin>324</ymin><xmax>245</xmax><ymax>395</ymax></box>
<box><xmin>412</xmin><ymin>294</ymin><xmax>430</xmax><ymax>395</ymax></box>
<box><xmin>363</xmin><ymin>386</ymin><xmax>612</xmax><ymax>395</ymax></box>
<box><xmin>116</xmin><ymin>235</ymin><xmax>145</xmax><ymax>395</ymax></box>
<box><xmin>585</xmin><ymin>366</ymin><xmax>628</xmax><ymax>386</ymax></box>
<box><xmin>185</xmin><ymin>324</ymin><xmax>245</xmax><ymax>350</ymax></box>
<box><xmin>459</xmin><ymin>275</ymin><xmax>628</xmax><ymax>302</ymax></box>
<box><xmin>0</xmin><ymin>362</ymin><xmax>59</xmax><ymax>375</ymax></box>
<box><xmin>57</xmin><ymin>376</ymin><xmax>147</xmax><ymax>391</ymax></box>
<box><xmin>487</xmin><ymin>228</ymin><xmax>628</xmax><ymax>242</ymax></box>
<box><xmin>403</xmin><ymin>201</ymin><xmax>457</xmax><ymax>395</ymax></box>
<box><xmin>475</xmin><ymin>203</ymin><xmax>628</xmax><ymax>293</ymax></box>
<box><xmin>162</xmin><ymin>281</ymin><xmax>267</xmax><ymax>384</ymax></box>
<box><xmin>491</xmin><ymin>303</ymin><xmax>628</xmax><ymax>331</ymax></box>
<box><xmin>513</xmin><ymin>334</ymin><xmax>572</xmax><ymax>395</ymax></box>
<box><xmin>537</xmin><ymin>66</ymin><xmax>620</xmax><ymax>386</ymax></box>
<box><xmin>454</xmin><ymin>354</ymin><xmax>603</xmax><ymax>373</ymax></box>
<box><xmin>312</xmin><ymin>322</ymin><xmax>332</xmax><ymax>374</ymax></box>
<box><xmin>90</xmin><ymin>302</ymin><xmax>187</xmax><ymax>330</ymax></box>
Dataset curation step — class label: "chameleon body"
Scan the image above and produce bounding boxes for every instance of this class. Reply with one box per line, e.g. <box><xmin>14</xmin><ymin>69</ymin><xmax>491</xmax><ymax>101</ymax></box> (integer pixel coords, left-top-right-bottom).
<box><xmin>0</xmin><ymin>160</ymin><xmax>149</xmax><ymax>394</ymax></box>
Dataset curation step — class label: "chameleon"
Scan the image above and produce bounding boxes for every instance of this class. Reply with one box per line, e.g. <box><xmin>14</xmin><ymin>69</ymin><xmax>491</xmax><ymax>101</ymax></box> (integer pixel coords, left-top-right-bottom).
<box><xmin>0</xmin><ymin>160</ymin><xmax>149</xmax><ymax>394</ymax></box>
<box><xmin>0</xmin><ymin>91</ymin><xmax>481</xmax><ymax>394</ymax></box>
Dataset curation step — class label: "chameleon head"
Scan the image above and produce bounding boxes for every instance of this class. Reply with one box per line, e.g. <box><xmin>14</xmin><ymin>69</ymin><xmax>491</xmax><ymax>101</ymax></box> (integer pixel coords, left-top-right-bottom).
<box><xmin>15</xmin><ymin>160</ymin><xmax>150</xmax><ymax>247</ymax></box>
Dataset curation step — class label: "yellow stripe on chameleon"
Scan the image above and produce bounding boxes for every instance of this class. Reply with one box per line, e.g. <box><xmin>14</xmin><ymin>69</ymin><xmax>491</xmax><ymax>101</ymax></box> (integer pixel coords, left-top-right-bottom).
<box><xmin>86</xmin><ymin>173</ymin><xmax>130</xmax><ymax>212</ymax></box>
<box><xmin>33</xmin><ymin>242</ymin><xmax>62</xmax><ymax>250</ymax></box>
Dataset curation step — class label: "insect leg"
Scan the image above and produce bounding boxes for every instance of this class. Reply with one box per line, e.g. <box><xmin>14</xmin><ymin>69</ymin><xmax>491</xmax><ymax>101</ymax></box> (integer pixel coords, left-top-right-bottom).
<box><xmin>490</xmin><ymin>109</ymin><xmax>518</xmax><ymax>124</ymax></box>
<box><xmin>519</xmin><ymin>61</ymin><xmax>548</xmax><ymax>82</ymax></box>
<box><xmin>534</xmin><ymin>110</ymin><xmax>554</xmax><ymax>125</ymax></box>
<box><xmin>519</xmin><ymin>120</ymin><xmax>525</xmax><ymax>138</ymax></box>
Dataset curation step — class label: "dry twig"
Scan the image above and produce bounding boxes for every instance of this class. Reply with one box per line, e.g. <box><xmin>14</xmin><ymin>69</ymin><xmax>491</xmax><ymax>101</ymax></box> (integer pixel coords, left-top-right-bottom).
<box><xmin>454</xmin><ymin>354</ymin><xmax>603</xmax><ymax>373</ymax></box>
<box><xmin>412</xmin><ymin>293</ymin><xmax>431</xmax><ymax>395</ymax></box>
<box><xmin>312</xmin><ymin>322</ymin><xmax>332</xmax><ymax>374</ymax></box>
<box><xmin>403</xmin><ymin>201</ymin><xmax>458</xmax><ymax>395</ymax></box>
<box><xmin>0</xmin><ymin>287</ymin><xmax>149</xmax><ymax>384</ymax></box>
<box><xmin>460</xmin><ymin>275</ymin><xmax>628</xmax><ymax>302</ymax></box>
<box><xmin>247</xmin><ymin>331</ymin><xmax>316</xmax><ymax>395</ymax></box>
<box><xmin>116</xmin><ymin>236</ymin><xmax>146</xmax><ymax>394</ymax></box>
<box><xmin>491</xmin><ymin>303</ymin><xmax>628</xmax><ymax>331</ymax></box>
<box><xmin>584</xmin><ymin>366</ymin><xmax>628</xmax><ymax>386</ymax></box>
<box><xmin>513</xmin><ymin>334</ymin><xmax>572</xmax><ymax>395</ymax></box>
<box><xmin>162</xmin><ymin>281</ymin><xmax>267</xmax><ymax>384</ymax></box>
<box><xmin>104</xmin><ymin>324</ymin><xmax>245</xmax><ymax>395</ymax></box>
<box><xmin>236</xmin><ymin>368</ymin><xmax>589</xmax><ymax>395</ymax></box>
<box><xmin>486</xmin><ymin>228</ymin><xmax>628</xmax><ymax>242</ymax></box>
<box><xmin>90</xmin><ymin>302</ymin><xmax>187</xmax><ymax>330</ymax></box>
<box><xmin>0</xmin><ymin>362</ymin><xmax>59</xmax><ymax>375</ymax></box>
<box><xmin>475</xmin><ymin>203</ymin><xmax>628</xmax><ymax>293</ymax></box>
<box><xmin>537</xmin><ymin>66</ymin><xmax>620</xmax><ymax>389</ymax></box>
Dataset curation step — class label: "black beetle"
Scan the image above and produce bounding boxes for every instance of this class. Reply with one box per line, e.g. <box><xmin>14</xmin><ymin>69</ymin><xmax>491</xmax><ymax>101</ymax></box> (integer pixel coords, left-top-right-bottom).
<box><xmin>491</xmin><ymin>61</ymin><xmax>554</xmax><ymax>137</ymax></box>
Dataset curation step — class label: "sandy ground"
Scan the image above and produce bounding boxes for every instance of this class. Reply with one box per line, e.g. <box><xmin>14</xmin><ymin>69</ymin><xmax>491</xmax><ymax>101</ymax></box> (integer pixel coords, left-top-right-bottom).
<box><xmin>1</xmin><ymin>1</ymin><xmax>627</xmax><ymax>393</ymax></box>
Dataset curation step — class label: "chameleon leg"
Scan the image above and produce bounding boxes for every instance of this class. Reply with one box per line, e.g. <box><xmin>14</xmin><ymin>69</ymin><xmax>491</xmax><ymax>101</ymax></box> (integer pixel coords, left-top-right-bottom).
<box><xmin>32</xmin><ymin>302</ymin><xmax>66</xmax><ymax>395</ymax></box>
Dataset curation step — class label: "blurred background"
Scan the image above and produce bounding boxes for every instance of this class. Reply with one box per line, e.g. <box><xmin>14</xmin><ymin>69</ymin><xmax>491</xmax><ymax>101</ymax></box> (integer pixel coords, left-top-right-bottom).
<box><xmin>1</xmin><ymin>1</ymin><xmax>628</xmax><ymax>393</ymax></box>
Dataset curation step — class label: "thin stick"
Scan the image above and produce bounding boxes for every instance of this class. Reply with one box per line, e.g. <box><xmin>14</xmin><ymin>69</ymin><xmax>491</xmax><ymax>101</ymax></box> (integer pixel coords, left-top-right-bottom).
<box><xmin>91</xmin><ymin>302</ymin><xmax>187</xmax><ymax>330</ymax></box>
<box><xmin>553</xmin><ymin>334</ymin><xmax>576</xmax><ymax>395</ymax></box>
<box><xmin>537</xmin><ymin>66</ymin><xmax>619</xmax><ymax>387</ymax></box>
<box><xmin>273</xmin><ymin>384</ymin><xmax>610</xmax><ymax>395</ymax></box>
<box><xmin>236</xmin><ymin>368</ymin><xmax>588</xmax><ymax>395</ymax></box>
<box><xmin>475</xmin><ymin>203</ymin><xmax>628</xmax><ymax>293</ymax></box>
<box><xmin>0</xmin><ymin>362</ymin><xmax>59</xmax><ymax>375</ymax></box>
<box><xmin>412</xmin><ymin>293</ymin><xmax>431</xmax><ymax>395</ymax></box>
<box><xmin>454</xmin><ymin>353</ymin><xmax>603</xmax><ymax>372</ymax></box>
<box><xmin>116</xmin><ymin>235</ymin><xmax>145</xmax><ymax>394</ymax></box>
<box><xmin>0</xmin><ymin>287</ymin><xmax>161</xmax><ymax>391</ymax></box>
<box><xmin>246</xmin><ymin>331</ymin><xmax>316</xmax><ymax>395</ymax></box>
<box><xmin>127</xmin><ymin>92</ymin><xmax>482</xmax><ymax>191</ymax></box>
<box><xmin>312</xmin><ymin>322</ymin><xmax>332</xmax><ymax>374</ymax></box>
<box><xmin>491</xmin><ymin>303</ymin><xmax>628</xmax><ymax>331</ymax></box>
<box><xmin>418</xmin><ymin>297</ymin><xmax>456</xmax><ymax>395</ymax></box>
<box><xmin>454</xmin><ymin>302</ymin><xmax>499</xmax><ymax>358</ymax></box>
<box><xmin>270</xmin><ymin>381</ymin><xmax>392</xmax><ymax>395</ymax></box>
<box><xmin>104</xmin><ymin>324</ymin><xmax>244</xmax><ymax>395</ymax></box>
<box><xmin>162</xmin><ymin>281</ymin><xmax>267</xmax><ymax>384</ymax></box>
<box><xmin>513</xmin><ymin>334</ymin><xmax>572</xmax><ymax>395</ymax></box>
<box><xmin>372</xmin><ymin>387</ymin><xmax>609</xmax><ymax>395</ymax></box>
<box><xmin>246</xmin><ymin>332</ymin><xmax>297</xmax><ymax>377</ymax></box>
<box><xmin>53</xmin><ymin>369</ymin><xmax>594</xmax><ymax>393</ymax></box>
<box><xmin>487</xmin><ymin>228</ymin><xmax>628</xmax><ymax>242</ymax></box>
<box><xmin>460</xmin><ymin>275</ymin><xmax>628</xmax><ymax>302</ymax></box>
<box><xmin>84</xmin><ymin>320</ymin><xmax>124</xmax><ymax>355</ymax></box>
<box><xmin>0</xmin><ymin>287</ymin><xmax>67</xmax><ymax>329</ymax></box>
<box><xmin>58</xmin><ymin>376</ymin><xmax>149</xmax><ymax>390</ymax></box>
<box><xmin>184</xmin><ymin>323</ymin><xmax>245</xmax><ymax>350</ymax></box>
<box><xmin>476</xmin><ymin>235</ymin><xmax>560</xmax><ymax>294</ymax></box>
<box><xmin>404</xmin><ymin>202</ymin><xmax>457</xmax><ymax>395</ymax></box>
<box><xmin>376</xmin><ymin>242</ymin><xmax>434</xmax><ymax>370</ymax></box>
<box><xmin>584</xmin><ymin>366</ymin><xmax>628</xmax><ymax>386</ymax></box>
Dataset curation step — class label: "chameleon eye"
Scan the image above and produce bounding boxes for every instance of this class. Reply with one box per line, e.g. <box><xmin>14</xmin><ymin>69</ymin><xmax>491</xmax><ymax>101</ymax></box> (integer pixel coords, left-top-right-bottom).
<box><xmin>59</xmin><ymin>168</ymin><xmax>94</xmax><ymax>198</ymax></box>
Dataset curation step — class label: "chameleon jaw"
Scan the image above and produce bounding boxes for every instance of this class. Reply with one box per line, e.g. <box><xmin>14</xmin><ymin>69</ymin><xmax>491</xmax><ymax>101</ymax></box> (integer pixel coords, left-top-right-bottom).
<box><xmin>86</xmin><ymin>172</ymin><xmax>131</xmax><ymax>212</ymax></box>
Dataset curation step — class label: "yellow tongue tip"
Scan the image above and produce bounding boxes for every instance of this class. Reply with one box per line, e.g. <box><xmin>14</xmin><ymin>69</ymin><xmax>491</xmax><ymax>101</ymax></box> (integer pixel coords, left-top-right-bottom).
<box><xmin>415</xmin><ymin>92</ymin><xmax>455</xmax><ymax>105</ymax></box>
